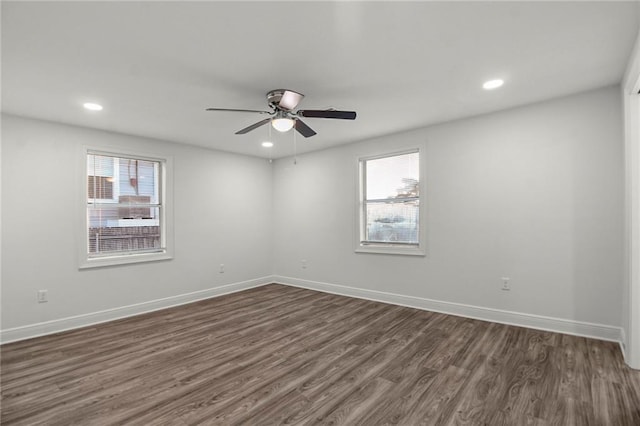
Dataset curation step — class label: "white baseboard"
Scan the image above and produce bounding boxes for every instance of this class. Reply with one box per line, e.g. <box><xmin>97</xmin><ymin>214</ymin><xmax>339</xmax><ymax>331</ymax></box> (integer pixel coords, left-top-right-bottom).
<box><xmin>0</xmin><ymin>276</ymin><xmax>273</xmax><ymax>344</ymax></box>
<box><xmin>1</xmin><ymin>275</ymin><xmax>624</xmax><ymax>348</ymax></box>
<box><xmin>274</xmin><ymin>275</ymin><xmax>624</xmax><ymax>344</ymax></box>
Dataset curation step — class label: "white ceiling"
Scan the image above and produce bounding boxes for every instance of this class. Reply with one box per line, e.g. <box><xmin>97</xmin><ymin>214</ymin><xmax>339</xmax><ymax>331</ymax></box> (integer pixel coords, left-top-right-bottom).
<box><xmin>2</xmin><ymin>1</ymin><xmax>638</xmax><ymax>159</ymax></box>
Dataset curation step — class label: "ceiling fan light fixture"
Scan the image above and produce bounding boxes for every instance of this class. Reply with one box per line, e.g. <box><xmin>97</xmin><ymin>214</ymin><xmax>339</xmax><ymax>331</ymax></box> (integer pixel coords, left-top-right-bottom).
<box><xmin>272</xmin><ymin>117</ymin><xmax>294</xmax><ymax>132</ymax></box>
<box><xmin>279</xmin><ymin>90</ymin><xmax>304</xmax><ymax>110</ymax></box>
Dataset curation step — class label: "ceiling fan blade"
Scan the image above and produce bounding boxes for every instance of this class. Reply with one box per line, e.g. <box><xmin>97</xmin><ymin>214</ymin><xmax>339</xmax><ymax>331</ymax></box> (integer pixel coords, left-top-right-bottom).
<box><xmin>206</xmin><ymin>108</ymin><xmax>271</xmax><ymax>114</ymax></box>
<box><xmin>298</xmin><ymin>110</ymin><xmax>356</xmax><ymax>120</ymax></box>
<box><xmin>235</xmin><ymin>118</ymin><xmax>272</xmax><ymax>135</ymax></box>
<box><xmin>294</xmin><ymin>119</ymin><xmax>317</xmax><ymax>138</ymax></box>
<box><xmin>278</xmin><ymin>90</ymin><xmax>304</xmax><ymax>110</ymax></box>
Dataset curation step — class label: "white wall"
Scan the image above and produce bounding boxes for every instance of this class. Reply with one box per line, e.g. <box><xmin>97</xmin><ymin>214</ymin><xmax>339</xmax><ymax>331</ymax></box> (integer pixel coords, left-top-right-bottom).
<box><xmin>0</xmin><ymin>86</ymin><xmax>626</xmax><ymax>346</ymax></box>
<box><xmin>273</xmin><ymin>86</ymin><xmax>624</xmax><ymax>330</ymax></box>
<box><xmin>1</xmin><ymin>114</ymin><xmax>273</xmax><ymax>336</ymax></box>
<box><xmin>623</xmin><ymin>27</ymin><xmax>640</xmax><ymax>368</ymax></box>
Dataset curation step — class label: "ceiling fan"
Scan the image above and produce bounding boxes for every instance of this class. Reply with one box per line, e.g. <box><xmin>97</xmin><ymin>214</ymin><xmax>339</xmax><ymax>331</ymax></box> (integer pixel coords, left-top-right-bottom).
<box><xmin>206</xmin><ymin>89</ymin><xmax>356</xmax><ymax>138</ymax></box>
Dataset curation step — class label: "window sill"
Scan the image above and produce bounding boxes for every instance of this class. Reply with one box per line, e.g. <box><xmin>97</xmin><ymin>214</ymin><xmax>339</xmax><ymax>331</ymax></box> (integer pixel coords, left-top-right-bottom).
<box><xmin>355</xmin><ymin>244</ymin><xmax>425</xmax><ymax>256</ymax></box>
<box><xmin>79</xmin><ymin>250</ymin><xmax>172</xmax><ymax>269</ymax></box>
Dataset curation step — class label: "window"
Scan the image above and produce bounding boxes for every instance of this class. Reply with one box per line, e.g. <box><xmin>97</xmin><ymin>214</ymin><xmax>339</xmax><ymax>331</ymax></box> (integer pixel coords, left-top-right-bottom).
<box><xmin>357</xmin><ymin>149</ymin><xmax>425</xmax><ymax>255</ymax></box>
<box><xmin>81</xmin><ymin>150</ymin><xmax>172</xmax><ymax>268</ymax></box>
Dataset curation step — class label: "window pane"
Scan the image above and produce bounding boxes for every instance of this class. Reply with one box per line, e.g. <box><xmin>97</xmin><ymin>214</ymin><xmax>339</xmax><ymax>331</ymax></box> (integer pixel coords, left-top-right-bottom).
<box><xmin>87</xmin><ymin>155</ymin><xmax>159</xmax><ymax>203</ymax></box>
<box><xmin>365</xmin><ymin>201</ymin><xmax>419</xmax><ymax>244</ymax></box>
<box><xmin>117</xmin><ymin>158</ymin><xmax>159</xmax><ymax>204</ymax></box>
<box><xmin>88</xmin><ymin>206</ymin><xmax>161</xmax><ymax>255</ymax></box>
<box><xmin>366</xmin><ymin>152</ymin><xmax>419</xmax><ymax>200</ymax></box>
<box><xmin>87</xmin><ymin>154</ymin><xmax>114</xmax><ymax>177</ymax></box>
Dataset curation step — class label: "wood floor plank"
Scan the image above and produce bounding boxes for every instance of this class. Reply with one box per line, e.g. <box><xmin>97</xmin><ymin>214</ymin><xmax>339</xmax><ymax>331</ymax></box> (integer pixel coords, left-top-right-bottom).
<box><xmin>1</xmin><ymin>283</ymin><xmax>639</xmax><ymax>425</ymax></box>
<box><xmin>1</xmin><ymin>285</ymin><xmax>314</xmax><ymax>386</ymax></box>
<box><xmin>11</xmin><ymin>293</ymin><xmax>366</xmax><ymax>425</ymax></box>
<box><xmin>440</xmin><ymin>322</ymin><xmax>509</xmax><ymax>425</ymax></box>
<box><xmin>1</xmin><ymin>289</ymin><xmax>341</xmax><ymax>424</ymax></box>
<box><xmin>69</xmin><ymin>296</ymin><xmax>385</xmax><ymax>425</ymax></box>
<box><xmin>128</xmin><ymin>321</ymin><xmax>390</xmax><ymax>422</ymax></box>
<box><xmin>178</xmin><ymin>306</ymin><xmax>415</xmax><ymax>424</ymax></box>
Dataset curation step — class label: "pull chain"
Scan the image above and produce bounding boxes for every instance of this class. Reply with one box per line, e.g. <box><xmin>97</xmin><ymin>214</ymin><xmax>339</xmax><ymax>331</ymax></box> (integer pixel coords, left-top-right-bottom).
<box><xmin>293</xmin><ymin>121</ymin><xmax>298</xmax><ymax>165</ymax></box>
<box><xmin>268</xmin><ymin>123</ymin><xmax>273</xmax><ymax>163</ymax></box>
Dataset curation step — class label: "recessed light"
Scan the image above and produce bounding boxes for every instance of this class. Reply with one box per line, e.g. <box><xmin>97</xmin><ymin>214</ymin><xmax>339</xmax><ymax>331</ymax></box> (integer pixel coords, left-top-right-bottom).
<box><xmin>83</xmin><ymin>102</ymin><xmax>103</xmax><ymax>111</ymax></box>
<box><xmin>261</xmin><ymin>141</ymin><xmax>274</xmax><ymax>148</ymax></box>
<box><xmin>483</xmin><ymin>79</ymin><xmax>504</xmax><ymax>90</ymax></box>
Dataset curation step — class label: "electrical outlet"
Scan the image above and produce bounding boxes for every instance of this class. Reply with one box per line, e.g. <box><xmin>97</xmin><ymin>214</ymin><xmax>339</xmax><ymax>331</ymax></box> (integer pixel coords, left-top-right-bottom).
<box><xmin>219</xmin><ymin>264</ymin><xmax>225</xmax><ymax>273</ymax></box>
<box><xmin>301</xmin><ymin>259</ymin><xmax>307</xmax><ymax>269</ymax></box>
<box><xmin>501</xmin><ymin>277</ymin><xmax>511</xmax><ymax>291</ymax></box>
<box><xmin>37</xmin><ymin>289</ymin><xmax>48</xmax><ymax>303</ymax></box>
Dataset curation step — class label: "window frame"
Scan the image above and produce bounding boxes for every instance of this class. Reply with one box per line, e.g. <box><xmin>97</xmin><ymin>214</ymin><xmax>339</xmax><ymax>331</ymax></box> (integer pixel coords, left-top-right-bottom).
<box><xmin>79</xmin><ymin>146</ymin><xmax>174</xmax><ymax>269</ymax></box>
<box><xmin>355</xmin><ymin>145</ymin><xmax>426</xmax><ymax>256</ymax></box>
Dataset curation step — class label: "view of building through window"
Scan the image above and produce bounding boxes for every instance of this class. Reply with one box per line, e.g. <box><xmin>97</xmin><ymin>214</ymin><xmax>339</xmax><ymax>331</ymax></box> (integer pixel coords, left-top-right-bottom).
<box><xmin>87</xmin><ymin>153</ymin><xmax>163</xmax><ymax>256</ymax></box>
<box><xmin>362</xmin><ymin>151</ymin><xmax>419</xmax><ymax>245</ymax></box>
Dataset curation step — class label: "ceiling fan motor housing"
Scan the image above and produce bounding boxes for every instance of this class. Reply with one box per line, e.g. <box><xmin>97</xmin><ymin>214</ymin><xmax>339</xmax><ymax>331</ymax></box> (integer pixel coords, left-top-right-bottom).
<box><xmin>267</xmin><ymin>89</ymin><xmax>287</xmax><ymax>109</ymax></box>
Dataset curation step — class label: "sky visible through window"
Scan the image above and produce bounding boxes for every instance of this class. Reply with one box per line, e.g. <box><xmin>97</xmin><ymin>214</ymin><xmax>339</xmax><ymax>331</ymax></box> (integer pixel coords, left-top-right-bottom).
<box><xmin>366</xmin><ymin>152</ymin><xmax>419</xmax><ymax>200</ymax></box>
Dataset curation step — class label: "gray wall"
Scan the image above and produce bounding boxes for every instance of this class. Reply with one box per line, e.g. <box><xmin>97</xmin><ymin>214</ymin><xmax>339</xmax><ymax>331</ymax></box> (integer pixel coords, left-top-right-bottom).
<box><xmin>0</xmin><ymin>85</ymin><xmax>625</xmax><ymax>340</ymax></box>
<box><xmin>622</xmin><ymin>26</ymin><xmax>640</xmax><ymax>368</ymax></box>
<box><xmin>273</xmin><ymin>86</ymin><xmax>624</xmax><ymax>327</ymax></box>
<box><xmin>1</xmin><ymin>114</ymin><xmax>273</xmax><ymax>331</ymax></box>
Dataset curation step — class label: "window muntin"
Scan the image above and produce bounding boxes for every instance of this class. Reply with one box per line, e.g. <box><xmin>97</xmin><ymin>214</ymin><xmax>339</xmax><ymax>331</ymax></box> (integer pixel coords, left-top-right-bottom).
<box><xmin>358</xmin><ymin>150</ymin><xmax>423</xmax><ymax>255</ymax></box>
<box><xmin>86</xmin><ymin>152</ymin><xmax>164</xmax><ymax>259</ymax></box>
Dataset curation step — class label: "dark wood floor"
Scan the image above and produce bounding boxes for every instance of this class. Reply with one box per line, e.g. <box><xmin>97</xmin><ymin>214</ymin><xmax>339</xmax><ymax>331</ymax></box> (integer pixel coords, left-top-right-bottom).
<box><xmin>1</xmin><ymin>284</ymin><xmax>639</xmax><ymax>425</ymax></box>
